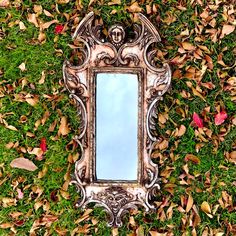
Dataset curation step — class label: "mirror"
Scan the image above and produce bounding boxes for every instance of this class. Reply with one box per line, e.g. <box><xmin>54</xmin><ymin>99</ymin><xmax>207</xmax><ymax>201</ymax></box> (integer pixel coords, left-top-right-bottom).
<box><xmin>96</xmin><ymin>73</ymin><xmax>138</xmax><ymax>181</ymax></box>
<box><xmin>63</xmin><ymin>11</ymin><xmax>171</xmax><ymax>227</ymax></box>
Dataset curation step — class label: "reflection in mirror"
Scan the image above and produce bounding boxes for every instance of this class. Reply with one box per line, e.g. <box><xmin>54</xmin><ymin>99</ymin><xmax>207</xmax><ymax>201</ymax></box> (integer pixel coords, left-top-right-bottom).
<box><xmin>96</xmin><ymin>73</ymin><xmax>138</xmax><ymax>181</ymax></box>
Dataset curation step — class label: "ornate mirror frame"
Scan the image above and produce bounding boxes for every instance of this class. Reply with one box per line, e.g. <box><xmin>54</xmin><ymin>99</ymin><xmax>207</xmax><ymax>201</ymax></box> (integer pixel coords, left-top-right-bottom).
<box><xmin>63</xmin><ymin>12</ymin><xmax>171</xmax><ymax>227</ymax></box>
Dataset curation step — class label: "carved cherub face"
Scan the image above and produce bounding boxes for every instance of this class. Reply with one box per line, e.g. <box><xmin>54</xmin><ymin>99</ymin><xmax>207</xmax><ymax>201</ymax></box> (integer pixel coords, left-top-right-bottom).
<box><xmin>108</xmin><ymin>25</ymin><xmax>125</xmax><ymax>46</ymax></box>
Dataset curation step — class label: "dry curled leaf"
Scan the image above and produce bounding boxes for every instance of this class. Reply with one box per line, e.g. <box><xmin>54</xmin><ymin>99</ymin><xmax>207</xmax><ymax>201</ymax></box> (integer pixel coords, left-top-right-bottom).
<box><xmin>127</xmin><ymin>2</ymin><xmax>142</xmax><ymax>13</ymax></box>
<box><xmin>58</xmin><ymin>116</ymin><xmax>70</xmax><ymax>136</ymax></box>
<box><xmin>10</xmin><ymin>157</ymin><xmax>38</xmax><ymax>171</ymax></box>
<box><xmin>41</xmin><ymin>19</ymin><xmax>59</xmax><ymax>30</ymax></box>
<box><xmin>186</xmin><ymin>195</ymin><xmax>194</xmax><ymax>212</ymax></box>
<box><xmin>185</xmin><ymin>154</ymin><xmax>200</xmax><ymax>164</ymax></box>
<box><xmin>27</xmin><ymin>13</ymin><xmax>39</xmax><ymax>27</ymax></box>
<box><xmin>220</xmin><ymin>24</ymin><xmax>235</xmax><ymax>39</ymax></box>
<box><xmin>201</xmin><ymin>201</ymin><xmax>211</xmax><ymax>214</ymax></box>
<box><xmin>0</xmin><ymin>0</ymin><xmax>9</xmax><ymax>7</ymax></box>
<box><xmin>18</xmin><ymin>62</ymin><xmax>26</xmax><ymax>72</ymax></box>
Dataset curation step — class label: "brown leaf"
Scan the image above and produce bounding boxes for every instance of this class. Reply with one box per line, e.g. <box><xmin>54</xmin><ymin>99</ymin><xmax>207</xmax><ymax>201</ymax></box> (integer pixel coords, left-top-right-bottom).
<box><xmin>27</xmin><ymin>13</ymin><xmax>39</xmax><ymax>27</ymax></box>
<box><xmin>10</xmin><ymin>157</ymin><xmax>38</xmax><ymax>171</ymax></box>
<box><xmin>201</xmin><ymin>201</ymin><xmax>211</xmax><ymax>214</ymax></box>
<box><xmin>182</xmin><ymin>42</ymin><xmax>195</xmax><ymax>51</ymax></box>
<box><xmin>220</xmin><ymin>24</ymin><xmax>235</xmax><ymax>39</ymax></box>
<box><xmin>0</xmin><ymin>0</ymin><xmax>9</xmax><ymax>7</ymax></box>
<box><xmin>38</xmin><ymin>31</ymin><xmax>46</xmax><ymax>43</ymax></box>
<box><xmin>108</xmin><ymin>0</ymin><xmax>121</xmax><ymax>5</ymax></box>
<box><xmin>127</xmin><ymin>2</ymin><xmax>142</xmax><ymax>13</ymax></box>
<box><xmin>177</xmin><ymin>124</ymin><xmax>186</xmax><ymax>137</ymax></box>
<box><xmin>58</xmin><ymin>116</ymin><xmax>70</xmax><ymax>136</ymax></box>
<box><xmin>186</xmin><ymin>195</ymin><xmax>194</xmax><ymax>212</ymax></box>
<box><xmin>185</xmin><ymin>154</ymin><xmax>200</xmax><ymax>164</ymax></box>
<box><xmin>88</xmin><ymin>0</ymin><xmax>96</xmax><ymax>7</ymax></box>
<box><xmin>25</xmin><ymin>95</ymin><xmax>39</xmax><ymax>106</ymax></box>
<box><xmin>0</xmin><ymin>223</ymin><xmax>13</xmax><ymax>229</ymax></box>
<box><xmin>41</xmin><ymin>19</ymin><xmax>59</xmax><ymax>30</ymax></box>
<box><xmin>33</xmin><ymin>5</ymin><xmax>42</xmax><ymax>15</ymax></box>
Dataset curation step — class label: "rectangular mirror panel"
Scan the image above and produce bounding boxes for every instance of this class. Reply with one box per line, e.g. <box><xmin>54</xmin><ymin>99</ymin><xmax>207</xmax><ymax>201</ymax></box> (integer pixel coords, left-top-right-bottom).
<box><xmin>96</xmin><ymin>73</ymin><xmax>138</xmax><ymax>181</ymax></box>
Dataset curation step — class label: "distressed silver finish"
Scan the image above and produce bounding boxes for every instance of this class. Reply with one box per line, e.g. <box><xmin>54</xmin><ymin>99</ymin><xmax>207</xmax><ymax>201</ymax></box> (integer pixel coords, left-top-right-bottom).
<box><xmin>63</xmin><ymin>12</ymin><xmax>171</xmax><ymax>227</ymax></box>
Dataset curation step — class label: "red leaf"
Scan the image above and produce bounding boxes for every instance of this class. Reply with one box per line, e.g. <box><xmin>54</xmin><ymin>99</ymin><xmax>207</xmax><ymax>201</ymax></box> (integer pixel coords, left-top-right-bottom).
<box><xmin>193</xmin><ymin>112</ymin><xmax>204</xmax><ymax>128</ymax></box>
<box><xmin>214</xmin><ymin>111</ymin><xmax>228</xmax><ymax>125</ymax></box>
<box><xmin>54</xmin><ymin>25</ymin><xmax>64</xmax><ymax>34</ymax></box>
<box><xmin>40</xmin><ymin>137</ymin><xmax>47</xmax><ymax>153</ymax></box>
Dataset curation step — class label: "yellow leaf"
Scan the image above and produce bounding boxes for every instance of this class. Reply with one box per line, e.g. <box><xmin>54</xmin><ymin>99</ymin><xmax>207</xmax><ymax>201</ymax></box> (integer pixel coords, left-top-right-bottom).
<box><xmin>201</xmin><ymin>201</ymin><xmax>211</xmax><ymax>214</ymax></box>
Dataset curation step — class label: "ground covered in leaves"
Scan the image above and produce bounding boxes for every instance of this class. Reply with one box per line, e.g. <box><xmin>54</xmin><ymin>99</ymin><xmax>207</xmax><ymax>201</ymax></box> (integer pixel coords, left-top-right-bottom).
<box><xmin>0</xmin><ymin>0</ymin><xmax>236</xmax><ymax>235</ymax></box>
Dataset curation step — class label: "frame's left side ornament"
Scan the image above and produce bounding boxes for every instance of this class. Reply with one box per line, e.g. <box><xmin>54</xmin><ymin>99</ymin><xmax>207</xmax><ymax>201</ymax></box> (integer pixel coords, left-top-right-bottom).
<box><xmin>63</xmin><ymin>12</ymin><xmax>171</xmax><ymax>227</ymax></box>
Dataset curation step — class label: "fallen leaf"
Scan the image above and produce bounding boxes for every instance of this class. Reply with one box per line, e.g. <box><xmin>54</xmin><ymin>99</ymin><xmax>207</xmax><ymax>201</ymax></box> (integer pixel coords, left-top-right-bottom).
<box><xmin>39</xmin><ymin>71</ymin><xmax>46</xmax><ymax>84</ymax></box>
<box><xmin>127</xmin><ymin>2</ymin><xmax>142</xmax><ymax>13</ymax></box>
<box><xmin>40</xmin><ymin>137</ymin><xmax>47</xmax><ymax>153</ymax></box>
<box><xmin>28</xmin><ymin>147</ymin><xmax>44</xmax><ymax>160</ymax></box>
<box><xmin>220</xmin><ymin>24</ymin><xmax>235</xmax><ymax>39</ymax></box>
<box><xmin>33</xmin><ymin>4</ymin><xmax>42</xmax><ymax>15</ymax></box>
<box><xmin>19</xmin><ymin>21</ymin><xmax>26</xmax><ymax>30</ymax></box>
<box><xmin>108</xmin><ymin>0</ymin><xmax>121</xmax><ymax>5</ymax></box>
<box><xmin>193</xmin><ymin>112</ymin><xmax>204</xmax><ymax>128</ymax></box>
<box><xmin>55</xmin><ymin>24</ymin><xmax>64</xmax><ymax>34</ymax></box>
<box><xmin>10</xmin><ymin>157</ymin><xmax>38</xmax><ymax>171</ymax></box>
<box><xmin>57</xmin><ymin>0</ymin><xmax>70</xmax><ymax>4</ymax></box>
<box><xmin>27</xmin><ymin>13</ymin><xmax>39</xmax><ymax>27</ymax></box>
<box><xmin>201</xmin><ymin>201</ymin><xmax>211</xmax><ymax>214</ymax></box>
<box><xmin>185</xmin><ymin>154</ymin><xmax>200</xmax><ymax>164</ymax></box>
<box><xmin>43</xmin><ymin>9</ymin><xmax>54</xmax><ymax>18</ymax></box>
<box><xmin>25</xmin><ymin>96</ymin><xmax>39</xmax><ymax>106</ymax></box>
<box><xmin>186</xmin><ymin>195</ymin><xmax>194</xmax><ymax>212</ymax></box>
<box><xmin>41</xmin><ymin>19</ymin><xmax>59</xmax><ymax>30</ymax></box>
<box><xmin>0</xmin><ymin>0</ymin><xmax>9</xmax><ymax>7</ymax></box>
<box><xmin>38</xmin><ymin>31</ymin><xmax>46</xmax><ymax>43</ymax></box>
<box><xmin>16</xmin><ymin>188</ymin><xmax>24</xmax><ymax>199</ymax></box>
<box><xmin>18</xmin><ymin>62</ymin><xmax>26</xmax><ymax>72</ymax></box>
<box><xmin>58</xmin><ymin>116</ymin><xmax>70</xmax><ymax>136</ymax></box>
<box><xmin>177</xmin><ymin>124</ymin><xmax>186</xmax><ymax>136</ymax></box>
<box><xmin>214</xmin><ymin>111</ymin><xmax>227</xmax><ymax>125</ymax></box>
<box><xmin>6</xmin><ymin>125</ymin><xmax>18</xmax><ymax>131</ymax></box>
<box><xmin>182</xmin><ymin>42</ymin><xmax>195</xmax><ymax>51</ymax></box>
<box><xmin>0</xmin><ymin>223</ymin><xmax>13</xmax><ymax>229</ymax></box>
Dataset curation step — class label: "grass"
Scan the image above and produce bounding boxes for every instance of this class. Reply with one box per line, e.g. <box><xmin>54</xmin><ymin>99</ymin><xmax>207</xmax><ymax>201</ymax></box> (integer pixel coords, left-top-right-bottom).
<box><xmin>0</xmin><ymin>0</ymin><xmax>236</xmax><ymax>235</ymax></box>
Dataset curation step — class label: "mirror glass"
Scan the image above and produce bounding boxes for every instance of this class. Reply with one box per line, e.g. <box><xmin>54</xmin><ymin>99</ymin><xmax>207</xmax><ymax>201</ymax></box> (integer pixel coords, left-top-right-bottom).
<box><xmin>96</xmin><ymin>73</ymin><xmax>138</xmax><ymax>180</ymax></box>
